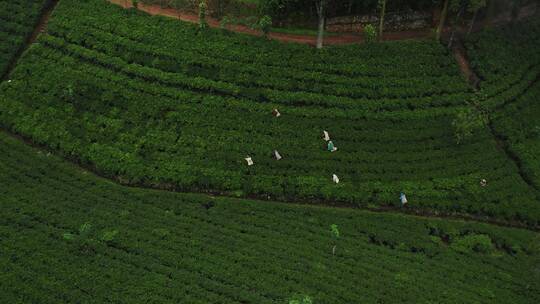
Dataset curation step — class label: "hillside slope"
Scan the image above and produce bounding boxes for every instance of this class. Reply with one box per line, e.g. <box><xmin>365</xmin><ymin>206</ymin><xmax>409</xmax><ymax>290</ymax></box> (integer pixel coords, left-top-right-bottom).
<box><xmin>0</xmin><ymin>131</ymin><xmax>539</xmax><ymax>303</ymax></box>
<box><xmin>0</xmin><ymin>0</ymin><xmax>538</xmax><ymax>224</ymax></box>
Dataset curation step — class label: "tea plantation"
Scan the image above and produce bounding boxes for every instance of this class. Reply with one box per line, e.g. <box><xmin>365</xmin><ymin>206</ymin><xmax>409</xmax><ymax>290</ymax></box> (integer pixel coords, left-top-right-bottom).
<box><xmin>0</xmin><ymin>131</ymin><xmax>539</xmax><ymax>303</ymax></box>
<box><xmin>1</xmin><ymin>0</ymin><xmax>539</xmax><ymax>225</ymax></box>
<box><xmin>0</xmin><ymin>0</ymin><xmax>539</xmax><ymax>303</ymax></box>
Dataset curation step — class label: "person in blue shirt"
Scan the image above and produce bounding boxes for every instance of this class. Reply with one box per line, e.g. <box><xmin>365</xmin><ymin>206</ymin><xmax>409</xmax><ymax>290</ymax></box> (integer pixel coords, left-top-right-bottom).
<box><xmin>327</xmin><ymin>140</ymin><xmax>337</xmax><ymax>152</ymax></box>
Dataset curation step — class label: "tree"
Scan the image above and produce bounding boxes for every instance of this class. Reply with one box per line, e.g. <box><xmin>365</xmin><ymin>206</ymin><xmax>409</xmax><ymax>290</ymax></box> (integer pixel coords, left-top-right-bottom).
<box><xmin>315</xmin><ymin>0</ymin><xmax>327</xmax><ymax>49</ymax></box>
<box><xmin>448</xmin><ymin>0</ymin><xmax>488</xmax><ymax>46</ymax></box>
<box><xmin>467</xmin><ymin>0</ymin><xmax>487</xmax><ymax>35</ymax></box>
<box><xmin>364</xmin><ymin>24</ymin><xmax>377</xmax><ymax>43</ymax></box>
<box><xmin>436</xmin><ymin>0</ymin><xmax>450</xmax><ymax>41</ymax></box>
<box><xmin>378</xmin><ymin>0</ymin><xmax>387</xmax><ymax>41</ymax></box>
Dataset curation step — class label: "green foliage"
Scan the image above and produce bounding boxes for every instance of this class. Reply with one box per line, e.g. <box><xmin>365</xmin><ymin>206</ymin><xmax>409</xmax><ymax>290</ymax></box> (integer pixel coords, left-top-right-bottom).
<box><xmin>100</xmin><ymin>229</ymin><xmax>119</xmax><ymax>243</ymax></box>
<box><xmin>452</xmin><ymin>107</ymin><xmax>487</xmax><ymax>144</ymax></box>
<box><xmin>78</xmin><ymin>222</ymin><xmax>93</xmax><ymax>236</ymax></box>
<box><xmin>533</xmin><ymin>126</ymin><xmax>540</xmax><ymax>139</ymax></box>
<box><xmin>467</xmin><ymin>0</ymin><xmax>487</xmax><ymax>12</ymax></box>
<box><xmin>62</xmin><ymin>232</ymin><xmax>75</xmax><ymax>240</ymax></box>
<box><xmin>152</xmin><ymin>228</ymin><xmax>171</xmax><ymax>239</ymax></box>
<box><xmin>330</xmin><ymin>224</ymin><xmax>340</xmax><ymax>238</ymax></box>
<box><xmin>288</xmin><ymin>295</ymin><xmax>313</xmax><ymax>304</ymax></box>
<box><xmin>61</xmin><ymin>83</ymin><xmax>75</xmax><ymax>102</ymax></box>
<box><xmin>199</xmin><ymin>1</ymin><xmax>208</xmax><ymax>30</ymax></box>
<box><xmin>1</xmin><ymin>0</ymin><xmax>539</xmax><ymax>225</ymax></box>
<box><xmin>0</xmin><ymin>0</ymin><xmax>48</xmax><ymax>75</ymax></box>
<box><xmin>363</xmin><ymin>24</ymin><xmax>377</xmax><ymax>43</ymax></box>
<box><xmin>0</xmin><ymin>130</ymin><xmax>539</xmax><ymax>303</ymax></box>
<box><xmin>220</xmin><ymin>15</ymin><xmax>232</xmax><ymax>31</ymax></box>
<box><xmin>465</xmin><ymin>19</ymin><xmax>540</xmax><ymax>188</ymax></box>
<box><xmin>132</xmin><ymin>0</ymin><xmax>139</xmax><ymax>8</ymax></box>
<box><xmin>257</xmin><ymin>15</ymin><xmax>272</xmax><ymax>37</ymax></box>
<box><xmin>451</xmin><ymin>234</ymin><xmax>495</xmax><ymax>254</ymax></box>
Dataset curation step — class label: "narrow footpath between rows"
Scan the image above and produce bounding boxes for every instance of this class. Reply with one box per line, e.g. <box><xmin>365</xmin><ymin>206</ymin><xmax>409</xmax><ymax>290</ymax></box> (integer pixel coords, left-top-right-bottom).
<box><xmin>452</xmin><ymin>41</ymin><xmax>480</xmax><ymax>90</ymax></box>
<box><xmin>107</xmin><ymin>0</ymin><xmax>431</xmax><ymax>45</ymax></box>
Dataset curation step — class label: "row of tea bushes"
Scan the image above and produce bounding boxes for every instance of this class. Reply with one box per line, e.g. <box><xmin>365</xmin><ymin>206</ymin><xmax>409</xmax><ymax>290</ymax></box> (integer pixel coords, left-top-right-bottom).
<box><xmin>0</xmin><ymin>0</ymin><xmax>48</xmax><ymax>75</ymax></box>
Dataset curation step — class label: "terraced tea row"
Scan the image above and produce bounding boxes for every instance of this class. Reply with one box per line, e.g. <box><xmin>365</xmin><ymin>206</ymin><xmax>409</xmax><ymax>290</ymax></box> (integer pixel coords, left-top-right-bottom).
<box><xmin>1</xmin><ymin>131</ymin><xmax>539</xmax><ymax>303</ymax></box>
<box><xmin>466</xmin><ymin>18</ymin><xmax>540</xmax><ymax>108</ymax></box>
<box><xmin>491</xmin><ymin>81</ymin><xmax>540</xmax><ymax>189</ymax></box>
<box><xmin>0</xmin><ymin>0</ymin><xmax>538</xmax><ymax>225</ymax></box>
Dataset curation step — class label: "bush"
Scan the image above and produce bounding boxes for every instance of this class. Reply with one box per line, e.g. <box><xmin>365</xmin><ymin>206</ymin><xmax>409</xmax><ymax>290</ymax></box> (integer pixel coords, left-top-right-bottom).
<box><xmin>257</xmin><ymin>15</ymin><xmax>272</xmax><ymax>38</ymax></box>
<box><xmin>363</xmin><ymin>24</ymin><xmax>377</xmax><ymax>43</ymax></box>
<box><xmin>451</xmin><ymin>234</ymin><xmax>495</xmax><ymax>254</ymax></box>
<box><xmin>452</xmin><ymin>107</ymin><xmax>487</xmax><ymax>144</ymax></box>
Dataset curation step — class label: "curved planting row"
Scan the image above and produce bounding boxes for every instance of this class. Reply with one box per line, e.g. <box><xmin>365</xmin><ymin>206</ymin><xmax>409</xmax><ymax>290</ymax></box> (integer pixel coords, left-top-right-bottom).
<box><xmin>466</xmin><ymin>18</ymin><xmax>540</xmax><ymax>194</ymax></box>
<box><xmin>491</xmin><ymin>81</ymin><xmax>540</xmax><ymax>189</ymax></box>
<box><xmin>465</xmin><ymin>18</ymin><xmax>540</xmax><ymax>108</ymax></box>
<box><xmin>0</xmin><ymin>0</ymin><xmax>48</xmax><ymax>75</ymax></box>
<box><xmin>1</xmin><ymin>131</ymin><xmax>539</xmax><ymax>303</ymax></box>
<box><xmin>0</xmin><ymin>0</ymin><xmax>539</xmax><ymax>225</ymax></box>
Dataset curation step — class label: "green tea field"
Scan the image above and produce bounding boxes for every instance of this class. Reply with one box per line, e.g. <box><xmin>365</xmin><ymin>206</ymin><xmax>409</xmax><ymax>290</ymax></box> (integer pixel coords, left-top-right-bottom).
<box><xmin>0</xmin><ymin>0</ymin><xmax>539</xmax><ymax>303</ymax></box>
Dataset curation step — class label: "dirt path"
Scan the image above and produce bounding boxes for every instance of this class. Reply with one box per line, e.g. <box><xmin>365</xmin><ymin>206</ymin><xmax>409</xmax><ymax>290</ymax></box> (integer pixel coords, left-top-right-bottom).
<box><xmin>451</xmin><ymin>41</ymin><xmax>480</xmax><ymax>90</ymax></box>
<box><xmin>1</xmin><ymin>0</ymin><xmax>59</xmax><ymax>81</ymax></box>
<box><xmin>107</xmin><ymin>0</ymin><xmax>430</xmax><ymax>45</ymax></box>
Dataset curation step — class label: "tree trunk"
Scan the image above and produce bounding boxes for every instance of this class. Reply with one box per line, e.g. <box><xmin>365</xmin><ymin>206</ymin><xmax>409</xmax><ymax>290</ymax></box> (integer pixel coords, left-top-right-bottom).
<box><xmin>316</xmin><ymin>0</ymin><xmax>325</xmax><ymax>49</ymax></box>
<box><xmin>448</xmin><ymin>6</ymin><xmax>464</xmax><ymax>49</ymax></box>
<box><xmin>436</xmin><ymin>0</ymin><xmax>450</xmax><ymax>41</ymax></box>
<box><xmin>378</xmin><ymin>0</ymin><xmax>386</xmax><ymax>41</ymax></box>
<box><xmin>467</xmin><ymin>10</ymin><xmax>478</xmax><ymax>35</ymax></box>
<box><xmin>348</xmin><ymin>0</ymin><xmax>353</xmax><ymax>14</ymax></box>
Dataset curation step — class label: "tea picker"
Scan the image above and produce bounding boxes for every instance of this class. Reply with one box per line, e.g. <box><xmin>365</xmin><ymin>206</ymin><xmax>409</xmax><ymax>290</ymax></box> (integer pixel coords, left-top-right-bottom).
<box><xmin>245</xmin><ymin>156</ymin><xmax>254</xmax><ymax>166</ymax></box>
<box><xmin>323</xmin><ymin>130</ymin><xmax>330</xmax><ymax>141</ymax></box>
<box><xmin>327</xmin><ymin>140</ymin><xmax>338</xmax><ymax>152</ymax></box>
<box><xmin>332</xmin><ymin>174</ymin><xmax>340</xmax><ymax>184</ymax></box>
<box><xmin>272</xmin><ymin>109</ymin><xmax>281</xmax><ymax>117</ymax></box>
<box><xmin>274</xmin><ymin>150</ymin><xmax>282</xmax><ymax>160</ymax></box>
<box><xmin>480</xmin><ymin>179</ymin><xmax>487</xmax><ymax>187</ymax></box>
<box><xmin>400</xmin><ymin>192</ymin><xmax>408</xmax><ymax>206</ymax></box>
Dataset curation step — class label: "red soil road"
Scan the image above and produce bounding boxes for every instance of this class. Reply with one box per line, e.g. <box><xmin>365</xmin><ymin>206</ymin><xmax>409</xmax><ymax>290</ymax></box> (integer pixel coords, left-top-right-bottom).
<box><xmin>107</xmin><ymin>0</ymin><xmax>430</xmax><ymax>45</ymax></box>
